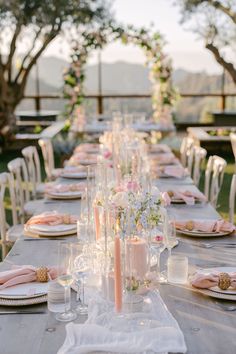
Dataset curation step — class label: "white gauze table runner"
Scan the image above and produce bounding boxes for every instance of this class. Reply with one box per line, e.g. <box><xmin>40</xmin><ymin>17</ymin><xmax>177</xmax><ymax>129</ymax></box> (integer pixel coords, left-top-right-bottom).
<box><xmin>58</xmin><ymin>290</ymin><xmax>186</xmax><ymax>354</ymax></box>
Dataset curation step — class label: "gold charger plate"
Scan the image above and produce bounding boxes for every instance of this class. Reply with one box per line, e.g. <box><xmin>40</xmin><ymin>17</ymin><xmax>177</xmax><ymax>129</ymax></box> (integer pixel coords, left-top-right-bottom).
<box><xmin>0</xmin><ymin>294</ymin><xmax>47</xmax><ymax>306</ymax></box>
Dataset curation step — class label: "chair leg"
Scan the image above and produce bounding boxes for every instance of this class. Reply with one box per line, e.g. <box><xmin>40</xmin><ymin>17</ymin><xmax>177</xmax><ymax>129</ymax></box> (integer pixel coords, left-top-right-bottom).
<box><xmin>1</xmin><ymin>242</ymin><xmax>7</xmax><ymax>260</ymax></box>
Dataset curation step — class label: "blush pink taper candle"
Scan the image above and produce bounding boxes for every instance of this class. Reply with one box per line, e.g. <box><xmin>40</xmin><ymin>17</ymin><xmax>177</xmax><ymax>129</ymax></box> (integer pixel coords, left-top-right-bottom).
<box><xmin>114</xmin><ymin>234</ymin><xmax>122</xmax><ymax>312</ymax></box>
<box><xmin>94</xmin><ymin>206</ymin><xmax>100</xmax><ymax>241</ymax></box>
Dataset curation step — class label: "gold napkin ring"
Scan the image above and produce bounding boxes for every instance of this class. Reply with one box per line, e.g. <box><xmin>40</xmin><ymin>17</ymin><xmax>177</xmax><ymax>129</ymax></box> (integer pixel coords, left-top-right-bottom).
<box><xmin>218</xmin><ymin>272</ymin><xmax>231</xmax><ymax>290</ymax></box>
<box><xmin>36</xmin><ymin>267</ymin><xmax>48</xmax><ymax>282</ymax></box>
<box><xmin>63</xmin><ymin>214</ymin><xmax>70</xmax><ymax>224</ymax></box>
<box><xmin>185</xmin><ymin>220</ymin><xmax>194</xmax><ymax>231</ymax></box>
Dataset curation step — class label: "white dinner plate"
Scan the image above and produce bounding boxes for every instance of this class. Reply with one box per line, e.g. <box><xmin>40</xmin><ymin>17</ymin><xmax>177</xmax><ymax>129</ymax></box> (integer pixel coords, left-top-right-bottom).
<box><xmin>78</xmin><ymin>160</ymin><xmax>97</xmax><ymax>166</ymax></box>
<box><xmin>61</xmin><ymin>171</ymin><xmax>87</xmax><ymax>179</ymax></box>
<box><xmin>177</xmin><ymin>229</ymin><xmax>231</xmax><ymax>237</ymax></box>
<box><xmin>25</xmin><ymin>224</ymin><xmax>77</xmax><ymax>237</ymax></box>
<box><xmin>46</xmin><ymin>191</ymin><xmax>83</xmax><ymax>200</ymax></box>
<box><xmin>171</xmin><ymin>198</ymin><xmax>202</xmax><ymax>204</ymax></box>
<box><xmin>158</xmin><ymin>173</ymin><xmax>187</xmax><ymax>179</ymax></box>
<box><xmin>157</xmin><ymin>161</ymin><xmax>179</xmax><ymax>166</ymax></box>
<box><xmin>0</xmin><ymin>282</ymin><xmax>49</xmax><ymax>299</ymax></box>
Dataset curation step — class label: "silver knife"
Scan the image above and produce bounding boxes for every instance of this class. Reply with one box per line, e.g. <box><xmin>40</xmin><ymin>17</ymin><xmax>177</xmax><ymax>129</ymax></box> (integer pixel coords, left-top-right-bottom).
<box><xmin>0</xmin><ymin>310</ymin><xmax>47</xmax><ymax>315</ymax></box>
<box><xmin>23</xmin><ymin>238</ymin><xmax>67</xmax><ymax>241</ymax></box>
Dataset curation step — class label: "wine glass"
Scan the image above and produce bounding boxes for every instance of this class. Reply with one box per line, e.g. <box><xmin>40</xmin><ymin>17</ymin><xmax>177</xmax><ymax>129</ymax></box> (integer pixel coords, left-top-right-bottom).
<box><xmin>56</xmin><ymin>242</ymin><xmax>77</xmax><ymax>322</ymax></box>
<box><xmin>71</xmin><ymin>254</ymin><xmax>92</xmax><ymax>315</ymax></box>
<box><xmin>149</xmin><ymin>224</ymin><xmax>166</xmax><ymax>283</ymax></box>
<box><xmin>70</xmin><ymin>242</ymin><xmax>83</xmax><ymax>309</ymax></box>
<box><xmin>165</xmin><ymin>219</ymin><xmax>177</xmax><ymax>258</ymax></box>
<box><xmin>80</xmin><ymin>190</ymin><xmax>88</xmax><ymax>222</ymax></box>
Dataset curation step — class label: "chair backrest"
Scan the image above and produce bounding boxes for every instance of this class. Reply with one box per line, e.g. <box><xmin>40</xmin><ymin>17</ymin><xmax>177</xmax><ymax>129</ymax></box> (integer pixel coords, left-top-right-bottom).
<box><xmin>22</xmin><ymin>146</ymin><xmax>42</xmax><ymax>199</ymax></box>
<box><xmin>7</xmin><ymin>158</ymin><xmax>30</xmax><ymax>223</ymax></box>
<box><xmin>229</xmin><ymin>174</ymin><xmax>236</xmax><ymax>224</ymax></box>
<box><xmin>192</xmin><ymin>146</ymin><xmax>207</xmax><ymax>186</ymax></box>
<box><xmin>38</xmin><ymin>139</ymin><xmax>55</xmax><ymax>181</ymax></box>
<box><xmin>230</xmin><ymin>133</ymin><xmax>236</xmax><ymax>165</ymax></box>
<box><xmin>204</xmin><ymin>155</ymin><xmax>227</xmax><ymax>208</ymax></box>
<box><xmin>180</xmin><ymin>137</ymin><xmax>194</xmax><ymax>167</ymax></box>
<box><xmin>0</xmin><ymin>173</ymin><xmax>18</xmax><ymax>256</ymax></box>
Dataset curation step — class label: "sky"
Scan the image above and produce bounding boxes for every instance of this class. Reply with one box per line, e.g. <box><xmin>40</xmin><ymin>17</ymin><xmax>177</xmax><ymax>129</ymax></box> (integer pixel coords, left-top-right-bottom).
<box><xmin>43</xmin><ymin>0</ymin><xmax>224</xmax><ymax>74</ymax></box>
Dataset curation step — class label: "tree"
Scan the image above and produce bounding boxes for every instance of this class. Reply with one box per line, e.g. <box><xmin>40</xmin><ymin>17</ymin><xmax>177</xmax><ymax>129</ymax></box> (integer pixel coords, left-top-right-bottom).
<box><xmin>178</xmin><ymin>0</ymin><xmax>236</xmax><ymax>83</ymax></box>
<box><xmin>0</xmin><ymin>0</ymin><xmax>110</xmax><ymax>140</ymax></box>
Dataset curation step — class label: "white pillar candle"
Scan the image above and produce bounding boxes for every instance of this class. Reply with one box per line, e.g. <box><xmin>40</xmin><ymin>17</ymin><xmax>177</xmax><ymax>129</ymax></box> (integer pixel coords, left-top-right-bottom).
<box><xmin>125</xmin><ymin>237</ymin><xmax>149</xmax><ymax>280</ymax></box>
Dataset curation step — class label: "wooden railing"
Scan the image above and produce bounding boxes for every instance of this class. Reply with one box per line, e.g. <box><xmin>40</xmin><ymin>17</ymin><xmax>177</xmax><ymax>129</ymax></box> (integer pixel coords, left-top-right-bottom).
<box><xmin>23</xmin><ymin>93</ymin><xmax>236</xmax><ymax>114</ymax></box>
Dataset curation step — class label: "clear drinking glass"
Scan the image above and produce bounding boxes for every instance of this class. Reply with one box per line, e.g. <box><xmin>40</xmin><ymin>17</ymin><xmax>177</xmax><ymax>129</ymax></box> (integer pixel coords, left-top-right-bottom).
<box><xmin>56</xmin><ymin>242</ymin><xmax>77</xmax><ymax>322</ymax></box>
<box><xmin>47</xmin><ymin>280</ymin><xmax>65</xmax><ymax>313</ymax></box>
<box><xmin>167</xmin><ymin>255</ymin><xmax>188</xmax><ymax>284</ymax></box>
<box><xmin>72</xmin><ymin>254</ymin><xmax>92</xmax><ymax>315</ymax></box>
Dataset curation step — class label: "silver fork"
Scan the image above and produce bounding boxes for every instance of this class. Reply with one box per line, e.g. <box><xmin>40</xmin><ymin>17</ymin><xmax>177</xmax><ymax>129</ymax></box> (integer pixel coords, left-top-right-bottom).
<box><xmin>180</xmin><ymin>240</ymin><xmax>236</xmax><ymax>249</ymax></box>
<box><xmin>198</xmin><ymin>243</ymin><xmax>236</xmax><ymax>249</ymax></box>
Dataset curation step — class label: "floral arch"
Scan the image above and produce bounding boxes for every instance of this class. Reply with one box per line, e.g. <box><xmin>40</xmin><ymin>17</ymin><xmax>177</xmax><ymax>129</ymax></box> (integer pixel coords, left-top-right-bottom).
<box><xmin>63</xmin><ymin>25</ymin><xmax>178</xmax><ymax>126</ymax></box>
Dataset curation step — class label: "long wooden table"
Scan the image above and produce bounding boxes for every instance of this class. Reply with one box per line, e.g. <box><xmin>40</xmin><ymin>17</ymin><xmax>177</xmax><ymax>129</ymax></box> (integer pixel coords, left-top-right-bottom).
<box><xmin>0</xmin><ymin>170</ymin><xmax>236</xmax><ymax>354</ymax></box>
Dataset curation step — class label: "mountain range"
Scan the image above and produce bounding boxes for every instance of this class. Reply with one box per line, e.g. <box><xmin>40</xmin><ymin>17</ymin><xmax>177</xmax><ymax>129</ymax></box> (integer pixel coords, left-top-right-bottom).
<box><xmin>20</xmin><ymin>56</ymin><xmax>235</xmax><ymax>122</ymax></box>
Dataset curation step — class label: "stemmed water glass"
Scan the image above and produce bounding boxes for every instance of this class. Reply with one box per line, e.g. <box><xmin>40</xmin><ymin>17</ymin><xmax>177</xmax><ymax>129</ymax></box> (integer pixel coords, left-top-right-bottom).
<box><xmin>165</xmin><ymin>219</ymin><xmax>177</xmax><ymax>257</ymax></box>
<box><xmin>149</xmin><ymin>224</ymin><xmax>166</xmax><ymax>283</ymax></box>
<box><xmin>56</xmin><ymin>242</ymin><xmax>77</xmax><ymax>322</ymax></box>
<box><xmin>71</xmin><ymin>253</ymin><xmax>92</xmax><ymax>315</ymax></box>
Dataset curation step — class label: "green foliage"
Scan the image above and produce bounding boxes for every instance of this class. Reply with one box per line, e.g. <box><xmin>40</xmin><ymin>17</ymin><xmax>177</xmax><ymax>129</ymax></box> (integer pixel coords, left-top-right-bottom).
<box><xmin>0</xmin><ymin>0</ymin><xmax>112</xmax><ymax>138</ymax></box>
<box><xmin>33</xmin><ymin>125</ymin><xmax>42</xmax><ymax>134</ymax></box>
<box><xmin>64</xmin><ymin>23</ymin><xmax>177</xmax><ymax>124</ymax></box>
<box><xmin>177</xmin><ymin>0</ymin><xmax>236</xmax><ymax>83</ymax></box>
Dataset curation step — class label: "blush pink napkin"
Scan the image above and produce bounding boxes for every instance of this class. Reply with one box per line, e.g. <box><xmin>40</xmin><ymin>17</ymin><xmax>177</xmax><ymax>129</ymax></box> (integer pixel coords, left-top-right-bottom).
<box><xmin>68</xmin><ymin>152</ymin><xmax>98</xmax><ymax>163</ymax></box>
<box><xmin>149</xmin><ymin>144</ymin><xmax>171</xmax><ymax>153</ymax></box>
<box><xmin>162</xmin><ymin>165</ymin><xmax>187</xmax><ymax>178</ymax></box>
<box><xmin>45</xmin><ymin>183</ymin><xmax>86</xmax><ymax>194</ymax></box>
<box><xmin>191</xmin><ymin>272</ymin><xmax>236</xmax><ymax>289</ymax></box>
<box><xmin>151</xmin><ymin>152</ymin><xmax>178</xmax><ymax>165</ymax></box>
<box><xmin>26</xmin><ymin>212</ymin><xmax>78</xmax><ymax>226</ymax></box>
<box><xmin>175</xmin><ymin>219</ymin><xmax>235</xmax><ymax>233</ymax></box>
<box><xmin>61</xmin><ymin>166</ymin><xmax>87</xmax><ymax>174</ymax></box>
<box><xmin>161</xmin><ymin>190</ymin><xmax>207</xmax><ymax>206</ymax></box>
<box><xmin>0</xmin><ymin>265</ymin><xmax>58</xmax><ymax>290</ymax></box>
<box><xmin>74</xmin><ymin>143</ymin><xmax>99</xmax><ymax>153</ymax></box>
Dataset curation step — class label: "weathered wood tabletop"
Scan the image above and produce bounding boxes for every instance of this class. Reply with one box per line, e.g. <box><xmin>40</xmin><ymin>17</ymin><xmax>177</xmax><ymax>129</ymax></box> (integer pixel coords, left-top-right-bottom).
<box><xmin>0</xmin><ymin>173</ymin><xmax>236</xmax><ymax>354</ymax></box>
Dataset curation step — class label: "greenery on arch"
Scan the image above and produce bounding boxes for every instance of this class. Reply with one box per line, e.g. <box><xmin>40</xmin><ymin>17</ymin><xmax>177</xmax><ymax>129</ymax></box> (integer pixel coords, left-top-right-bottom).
<box><xmin>63</xmin><ymin>24</ymin><xmax>178</xmax><ymax>124</ymax></box>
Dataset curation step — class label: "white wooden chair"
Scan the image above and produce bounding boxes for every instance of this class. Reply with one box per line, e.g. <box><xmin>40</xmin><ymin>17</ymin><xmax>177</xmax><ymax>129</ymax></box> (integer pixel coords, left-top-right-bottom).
<box><xmin>0</xmin><ymin>172</ymin><xmax>24</xmax><ymax>258</ymax></box>
<box><xmin>229</xmin><ymin>174</ymin><xmax>236</xmax><ymax>224</ymax></box>
<box><xmin>39</xmin><ymin>138</ymin><xmax>61</xmax><ymax>181</ymax></box>
<box><xmin>22</xmin><ymin>146</ymin><xmax>45</xmax><ymax>197</ymax></box>
<box><xmin>7</xmin><ymin>158</ymin><xmax>44</xmax><ymax>218</ymax></box>
<box><xmin>204</xmin><ymin>155</ymin><xmax>227</xmax><ymax>208</ymax></box>
<box><xmin>230</xmin><ymin>133</ymin><xmax>236</xmax><ymax>168</ymax></box>
<box><xmin>191</xmin><ymin>146</ymin><xmax>207</xmax><ymax>186</ymax></box>
<box><xmin>180</xmin><ymin>137</ymin><xmax>194</xmax><ymax>167</ymax></box>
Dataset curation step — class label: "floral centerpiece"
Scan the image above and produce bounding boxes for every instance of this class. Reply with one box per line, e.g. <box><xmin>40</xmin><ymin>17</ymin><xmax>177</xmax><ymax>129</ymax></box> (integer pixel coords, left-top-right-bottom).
<box><xmin>109</xmin><ymin>185</ymin><xmax>162</xmax><ymax>237</ymax></box>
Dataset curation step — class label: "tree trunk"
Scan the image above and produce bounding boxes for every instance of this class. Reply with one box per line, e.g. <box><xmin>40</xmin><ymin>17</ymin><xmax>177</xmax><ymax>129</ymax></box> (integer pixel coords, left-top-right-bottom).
<box><xmin>0</xmin><ymin>107</ymin><xmax>17</xmax><ymax>146</ymax></box>
<box><xmin>206</xmin><ymin>43</ymin><xmax>236</xmax><ymax>84</ymax></box>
